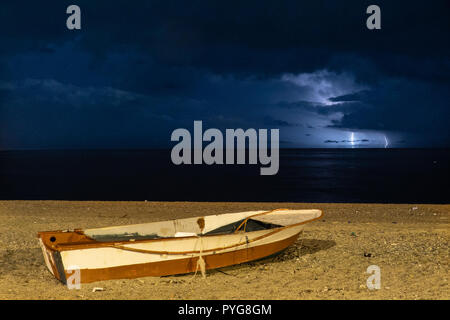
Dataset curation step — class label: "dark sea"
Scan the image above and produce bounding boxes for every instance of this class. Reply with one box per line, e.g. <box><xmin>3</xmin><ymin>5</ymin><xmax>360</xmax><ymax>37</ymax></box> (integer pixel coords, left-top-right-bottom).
<box><xmin>0</xmin><ymin>149</ymin><xmax>449</xmax><ymax>203</ymax></box>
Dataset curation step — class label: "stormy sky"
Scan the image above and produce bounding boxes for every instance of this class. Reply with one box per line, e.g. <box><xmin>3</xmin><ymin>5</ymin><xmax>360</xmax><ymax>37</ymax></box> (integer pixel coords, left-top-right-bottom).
<box><xmin>0</xmin><ymin>0</ymin><xmax>449</xmax><ymax>149</ymax></box>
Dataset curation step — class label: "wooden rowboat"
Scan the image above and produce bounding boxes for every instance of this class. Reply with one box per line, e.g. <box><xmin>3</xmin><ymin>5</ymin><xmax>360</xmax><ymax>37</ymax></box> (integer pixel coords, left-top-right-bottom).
<box><xmin>37</xmin><ymin>209</ymin><xmax>322</xmax><ymax>284</ymax></box>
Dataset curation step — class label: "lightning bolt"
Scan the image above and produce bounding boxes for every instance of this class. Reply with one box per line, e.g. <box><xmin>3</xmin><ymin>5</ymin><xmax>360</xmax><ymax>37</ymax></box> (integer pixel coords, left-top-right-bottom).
<box><xmin>384</xmin><ymin>135</ymin><xmax>389</xmax><ymax>148</ymax></box>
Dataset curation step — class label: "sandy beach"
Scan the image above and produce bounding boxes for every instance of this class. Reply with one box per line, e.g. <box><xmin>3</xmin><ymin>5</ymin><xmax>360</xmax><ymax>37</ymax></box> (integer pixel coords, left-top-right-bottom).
<box><xmin>0</xmin><ymin>201</ymin><xmax>448</xmax><ymax>300</ymax></box>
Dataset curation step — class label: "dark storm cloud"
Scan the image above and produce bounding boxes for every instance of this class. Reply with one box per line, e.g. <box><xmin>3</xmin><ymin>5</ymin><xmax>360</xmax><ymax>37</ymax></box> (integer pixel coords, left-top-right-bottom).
<box><xmin>328</xmin><ymin>80</ymin><xmax>450</xmax><ymax>143</ymax></box>
<box><xmin>329</xmin><ymin>90</ymin><xmax>372</xmax><ymax>103</ymax></box>
<box><xmin>0</xmin><ymin>79</ymin><xmax>175</xmax><ymax>148</ymax></box>
<box><xmin>276</xmin><ymin>99</ymin><xmax>361</xmax><ymax>116</ymax></box>
<box><xmin>0</xmin><ymin>0</ymin><xmax>449</xmax><ymax>148</ymax></box>
<box><xmin>263</xmin><ymin>116</ymin><xmax>300</xmax><ymax>127</ymax></box>
<box><xmin>1</xmin><ymin>1</ymin><xmax>448</xmax><ymax>77</ymax></box>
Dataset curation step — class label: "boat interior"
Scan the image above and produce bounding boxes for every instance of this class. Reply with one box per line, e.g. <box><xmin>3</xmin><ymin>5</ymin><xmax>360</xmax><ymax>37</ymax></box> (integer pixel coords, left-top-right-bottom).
<box><xmin>38</xmin><ymin>209</ymin><xmax>322</xmax><ymax>245</ymax></box>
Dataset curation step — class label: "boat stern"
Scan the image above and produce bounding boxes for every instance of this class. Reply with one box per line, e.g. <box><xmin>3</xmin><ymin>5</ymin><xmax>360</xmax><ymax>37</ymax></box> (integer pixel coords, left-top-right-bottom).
<box><xmin>37</xmin><ymin>232</ymin><xmax>67</xmax><ymax>283</ymax></box>
<box><xmin>37</xmin><ymin>230</ymin><xmax>94</xmax><ymax>284</ymax></box>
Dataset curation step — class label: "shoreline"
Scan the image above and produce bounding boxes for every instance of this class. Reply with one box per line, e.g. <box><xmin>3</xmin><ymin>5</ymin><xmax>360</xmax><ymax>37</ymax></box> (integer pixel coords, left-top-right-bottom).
<box><xmin>0</xmin><ymin>201</ymin><xmax>448</xmax><ymax>299</ymax></box>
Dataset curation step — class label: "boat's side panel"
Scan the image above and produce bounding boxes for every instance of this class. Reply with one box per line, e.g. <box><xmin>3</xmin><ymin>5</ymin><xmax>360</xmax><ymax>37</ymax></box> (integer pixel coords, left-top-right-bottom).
<box><xmin>62</xmin><ymin>231</ymin><xmax>301</xmax><ymax>283</ymax></box>
<box><xmin>59</xmin><ymin>225</ymin><xmax>304</xmax><ymax>270</ymax></box>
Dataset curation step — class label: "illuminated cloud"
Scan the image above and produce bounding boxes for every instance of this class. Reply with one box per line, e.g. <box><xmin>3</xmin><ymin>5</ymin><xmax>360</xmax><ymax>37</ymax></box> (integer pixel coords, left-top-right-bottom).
<box><xmin>0</xmin><ymin>1</ymin><xmax>448</xmax><ymax>149</ymax></box>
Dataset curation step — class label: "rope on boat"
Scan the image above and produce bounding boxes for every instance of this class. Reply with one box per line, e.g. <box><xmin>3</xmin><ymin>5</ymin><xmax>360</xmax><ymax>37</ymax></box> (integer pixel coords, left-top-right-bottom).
<box><xmin>104</xmin><ymin>209</ymin><xmax>322</xmax><ymax>256</ymax></box>
<box><xmin>109</xmin><ymin>227</ymin><xmax>281</xmax><ymax>255</ymax></box>
<box><xmin>191</xmin><ymin>236</ymin><xmax>206</xmax><ymax>279</ymax></box>
<box><xmin>108</xmin><ymin>209</ymin><xmax>289</xmax><ymax>255</ymax></box>
<box><xmin>233</xmin><ymin>208</ymin><xmax>290</xmax><ymax>233</ymax></box>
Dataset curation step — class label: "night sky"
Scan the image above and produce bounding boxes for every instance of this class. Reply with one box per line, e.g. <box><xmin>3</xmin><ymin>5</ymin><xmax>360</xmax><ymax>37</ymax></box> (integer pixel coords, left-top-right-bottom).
<box><xmin>0</xmin><ymin>0</ymin><xmax>449</xmax><ymax>149</ymax></box>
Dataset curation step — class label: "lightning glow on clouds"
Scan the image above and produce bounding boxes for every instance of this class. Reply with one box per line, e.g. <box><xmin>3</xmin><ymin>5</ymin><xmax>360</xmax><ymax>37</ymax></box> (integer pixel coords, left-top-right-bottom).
<box><xmin>281</xmin><ymin>70</ymin><xmax>367</xmax><ymax>105</ymax></box>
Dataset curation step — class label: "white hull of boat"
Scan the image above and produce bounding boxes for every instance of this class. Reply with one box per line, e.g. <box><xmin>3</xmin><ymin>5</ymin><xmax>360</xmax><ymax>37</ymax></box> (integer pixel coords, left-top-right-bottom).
<box><xmin>38</xmin><ymin>209</ymin><xmax>322</xmax><ymax>283</ymax></box>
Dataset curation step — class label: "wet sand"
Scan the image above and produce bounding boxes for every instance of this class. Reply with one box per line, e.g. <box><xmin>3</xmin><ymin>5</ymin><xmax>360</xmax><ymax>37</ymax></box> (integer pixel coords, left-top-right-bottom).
<box><xmin>0</xmin><ymin>201</ymin><xmax>448</xmax><ymax>300</ymax></box>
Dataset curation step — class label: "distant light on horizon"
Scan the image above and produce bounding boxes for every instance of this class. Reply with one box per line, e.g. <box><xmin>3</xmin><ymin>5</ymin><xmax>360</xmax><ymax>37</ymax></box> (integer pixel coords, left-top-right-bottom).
<box><xmin>318</xmin><ymin>130</ymin><xmax>397</xmax><ymax>148</ymax></box>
